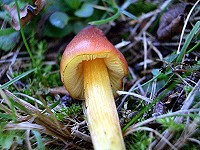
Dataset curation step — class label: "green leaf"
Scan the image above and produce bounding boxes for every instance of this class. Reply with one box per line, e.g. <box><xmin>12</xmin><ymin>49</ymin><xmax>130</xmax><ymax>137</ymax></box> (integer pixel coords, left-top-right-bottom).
<box><xmin>164</xmin><ymin>53</ymin><xmax>178</xmax><ymax>63</ymax></box>
<box><xmin>0</xmin><ymin>68</ymin><xmax>36</xmax><ymax>90</ymax></box>
<box><xmin>127</xmin><ymin>0</ymin><xmax>157</xmax><ymax>16</ymax></box>
<box><xmin>72</xmin><ymin>21</ymin><xmax>85</xmax><ymax>33</ymax></box>
<box><xmin>151</xmin><ymin>69</ymin><xmax>160</xmax><ymax>76</ymax></box>
<box><xmin>75</xmin><ymin>3</ymin><xmax>94</xmax><ymax>18</ymax></box>
<box><xmin>0</xmin><ymin>28</ymin><xmax>15</xmax><ymax>36</ymax></box>
<box><xmin>43</xmin><ymin>22</ymin><xmax>73</xmax><ymax>38</ymax></box>
<box><xmin>0</xmin><ymin>11</ymin><xmax>11</xmax><ymax>22</ymax></box>
<box><xmin>49</xmin><ymin>11</ymin><xmax>69</xmax><ymax>29</ymax></box>
<box><xmin>45</xmin><ymin>0</ymin><xmax>69</xmax><ymax>12</ymax></box>
<box><xmin>32</xmin><ymin>130</ymin><xmax>45</xmax><ymax>150</ymax></box>
<box><xmin>0</xmin><ymin>131</ymin><xmax>15</xmax><ymax>149</ymax></box>
<box><xmin>0</xmin><ymin>31</ymin><xmax>20</xmax><ymax>51</ymax></box>
<box><xmin>64</xmin><ymin>0</ymin><xmax>81</xmax><ymax>9</ymax></box>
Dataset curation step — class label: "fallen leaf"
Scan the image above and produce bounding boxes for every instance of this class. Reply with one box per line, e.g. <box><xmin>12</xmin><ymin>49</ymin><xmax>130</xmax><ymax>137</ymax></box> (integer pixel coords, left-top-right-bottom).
<box><xmin>4</xmin><ymin>4</ymin><xmax>30</xmax><ymax>30</ymax></box>
<box><xmin>157</xmin><ymin>3</ymin><xmax>189</xmax><ymax>41</ymax></box>
<box><xmin>34</xmin><ymin>0</ymin><xmax>46</xmax><ymax>15</ymax></box>
<box><xmin>0</xmin><ymin>31</ymin><xmax>20</xmax><ymax>51</ymax></box>
<box><xmin>4</xmin><ymin>0</ymin><xmax>46</xmax><ymax>31</ymax></box>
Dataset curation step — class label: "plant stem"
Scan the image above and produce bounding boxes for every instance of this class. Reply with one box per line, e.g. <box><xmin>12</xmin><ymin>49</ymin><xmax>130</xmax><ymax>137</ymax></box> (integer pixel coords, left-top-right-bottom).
<box><xmin>83</xmin><ymin>58</ymin><xmax>125</xmax><ymax>150</ymax></box>
<box><xmin>15</xmin><ymin>0</ymin><xmax>36</xmax><ymax>67</ymax></box>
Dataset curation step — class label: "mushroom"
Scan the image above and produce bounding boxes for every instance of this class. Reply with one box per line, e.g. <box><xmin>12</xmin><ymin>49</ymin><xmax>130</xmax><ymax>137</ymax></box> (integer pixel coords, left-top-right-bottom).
<box><xmin>60</xmin><ymin>26</ymin><xmax>128</xmax><ymax>150</ymax></box>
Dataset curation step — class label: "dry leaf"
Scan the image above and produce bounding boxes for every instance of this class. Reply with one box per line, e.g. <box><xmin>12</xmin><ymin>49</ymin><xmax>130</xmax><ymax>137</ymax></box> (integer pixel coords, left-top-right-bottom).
<box><xmin>4</xmin><ymin>4</ymin><xmax>30</xmax><ymax>30</ymax></box>
<box><xmin>4</xmin><ymin>0</ymin><xmax>46</xmax><ymax>31</ymax></box>
<box><xmin>34</xmin><ymin>0</ymin><xmax>46</xmax><ymax>15</ymax></box>
<box><xmin>157</xmin><ymin>3</ymin><xmax>188</xmax><ymax>41</ymax></box>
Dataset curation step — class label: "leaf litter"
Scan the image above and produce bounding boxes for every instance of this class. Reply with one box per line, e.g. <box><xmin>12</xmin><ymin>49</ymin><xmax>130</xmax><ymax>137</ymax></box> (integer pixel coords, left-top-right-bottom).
<box><xmin>4</xmin><ymin>0</ymin><xmax>46</xmax><ymax>30</ymax></box>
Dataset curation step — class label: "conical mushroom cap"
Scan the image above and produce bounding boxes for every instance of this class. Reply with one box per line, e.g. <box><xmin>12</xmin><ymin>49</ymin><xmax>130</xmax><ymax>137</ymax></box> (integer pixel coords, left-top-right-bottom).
<box><xmin>60</xmin><ymin>26</ymin><xmax>128</xmax><ymax>99</ymax></box>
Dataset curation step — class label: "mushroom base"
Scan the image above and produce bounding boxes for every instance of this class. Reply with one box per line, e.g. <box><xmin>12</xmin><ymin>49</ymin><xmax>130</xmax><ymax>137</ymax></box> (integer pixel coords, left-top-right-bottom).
<box><xmin>83</xmin><ymin>58</ymin><xmax>125</xmax><ymax>150</ymax></box>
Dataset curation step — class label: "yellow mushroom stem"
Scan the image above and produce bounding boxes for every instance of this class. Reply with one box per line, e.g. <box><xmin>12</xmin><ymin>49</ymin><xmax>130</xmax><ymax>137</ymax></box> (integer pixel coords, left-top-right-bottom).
<box><xmin>83</xmin><ymin>58</ymin><xmax>125</xmax><ymax>150</ymax></box>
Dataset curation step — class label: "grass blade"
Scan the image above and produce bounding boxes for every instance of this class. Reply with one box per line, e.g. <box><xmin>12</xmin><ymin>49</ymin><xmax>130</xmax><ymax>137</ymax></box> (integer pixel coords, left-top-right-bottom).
<box><xmin>187</xmin><ymin>42</ymin><xmax>200</xmax><ymax>54</ymax></box>
<box><xmin>89</xmin><ymin>8</ymin><xmax>120</xmax><ymax>25</ymax></box>
<box><xmin>176</xmin><ymin>21</ymin><xmax>200</xmax><ymax>62</ymax></box>
<box><xmin>32</xmin><ymin>130</ymin><xmax>45</xmax><ymax>150</ymax></box>
<box><xmin>0</xmin><ymin>113</ymin><xmax>15</xmax><ymax>120</ymax></box>
<box><xmin>122</xmin><ymin>77</ymin><xmax>176</xmax><ymax>131</ymax></box>
<box><xmin>0</xmin><ymin>68</ymin><xmax>36</xmax><ymax>90</ymax></box>
<box><xmin>14</xmin><ymin>0</ymin><xmax>36</xmax><ymax>67</ymax></box>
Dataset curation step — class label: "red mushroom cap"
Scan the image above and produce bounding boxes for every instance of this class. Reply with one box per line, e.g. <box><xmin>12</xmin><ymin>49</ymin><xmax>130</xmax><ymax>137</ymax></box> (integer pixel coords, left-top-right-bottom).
<box><xmin>60</xmin><ymin>26</ymin><xmax>128</xmax><ymax>99</ymax></box>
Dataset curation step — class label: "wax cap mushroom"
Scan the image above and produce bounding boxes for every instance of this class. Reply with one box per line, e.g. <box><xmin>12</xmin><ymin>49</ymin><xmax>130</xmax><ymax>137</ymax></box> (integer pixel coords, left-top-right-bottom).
<box><xmin>60</xmin><ymin>26</ymin><xmax>127</xmax><ymax>149</ymax></box>
<box><xmin>60</xmin><ymin>26</ymin><xmax>128</xmax><ymax>99</ymax></box>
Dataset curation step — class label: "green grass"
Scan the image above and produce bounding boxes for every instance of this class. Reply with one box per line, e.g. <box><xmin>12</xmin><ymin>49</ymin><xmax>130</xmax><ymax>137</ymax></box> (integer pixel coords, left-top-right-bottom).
<box><xmin>176</xmin><ymin>21</ymin><xmax>200</xmax><ymax>63</ymax></box>
<box><xmin>15</xmin><ymin>0</ymin><xmax>36</xmax><ymax>67</ymax></box>
<box><xmin>0</xmin><ymin>68</ymin><xmax>36</xmax><ymax>90</ymax></box>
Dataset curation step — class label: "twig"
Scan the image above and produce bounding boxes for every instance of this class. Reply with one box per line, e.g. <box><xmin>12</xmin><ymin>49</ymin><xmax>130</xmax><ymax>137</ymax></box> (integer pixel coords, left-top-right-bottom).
<box><xmin>72</xmin><ymin>130</ymin><xmax>91</xmax><ymax>143</ymax></box>
<box><xmin>117</xmin><ymin>91</ymin><xmax>152</xmax><ymax>103</ymax></box>
<box><xmin>8</xmin><ymin>42</ymin><xmax>23</xmax><ymax>75</ymax></box>
<box><xmin>121</xmin><ymin>0</ymin><xmax>137</xmax><ymax>10</ymax></box>
<box><xmin>125</xmin><ymin>126</ymin><xmax>178</xmax><ymax>150</ymax></box>
<box><xmin>25</xmin><ymin>129</ymin><xmax>32</xmax><ymax>150</ymax></box>
<box><xmin>151</xmin><ymin>80</ymin><xmax>200</xmax><ymax>150</ymax></box>
<box><xmin>124</xmin><ymin>108</ymin><xmax>200</xmax><ymax>135</ymax></box>
<box><xmin>115</xmin><ymin>40</ymin><xmax>131</xmax><ymax>49</ymax></box>
<box><xmin>187</xmin><ymin>138</ymin><xmax>200</xmax><ymax>145</ymax></box>
<box><xmin>5</xmin><ymin>122</ymin><xmax>45</xmax><ymax>130</ymax></box>
<box><xmin>147</xmin><ymin>40</ymin><xmax>163</xmax><ymax>61</ymax></box>
<box><xmin>150</xmin><ymin>79</ymin><xmax>157</xmax><ymax>100</ymax></box>
<box><xmin>143</xmin><ymin>32</ymin><xmax>148</xmax><ymax>73</ymax></box>
<box><xmin>128</xmin><ymin>66</ymin><xmax>137</xmax><ymax>81</ymax></box>
<box><xmin>117</xmin><ymin>77</ymin><xmax>145</xmax><ymax>110</ymax></box>
<box><xmin>174</xmin><ymin>111</ymin><xmax>199</xmax><ymax>149</ymax></box>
